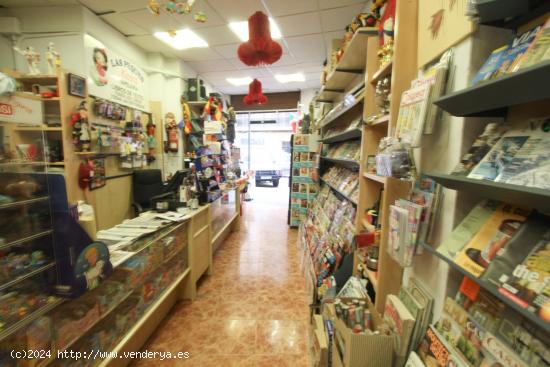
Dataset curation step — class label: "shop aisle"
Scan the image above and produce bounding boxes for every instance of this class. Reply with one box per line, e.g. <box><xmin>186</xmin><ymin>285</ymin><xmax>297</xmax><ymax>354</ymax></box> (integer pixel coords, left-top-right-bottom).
<box><xmin>132</xmin><ymin>177</ymin><xmax>311</xmax><ymax>366</ymax></box>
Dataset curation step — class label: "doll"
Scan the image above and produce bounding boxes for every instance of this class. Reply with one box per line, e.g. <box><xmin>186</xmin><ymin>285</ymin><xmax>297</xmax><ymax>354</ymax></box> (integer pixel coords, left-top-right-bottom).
<box><xmin>71</xmin><ymin>101</ymin><xmax>91</xmax><ymax>152</ymax></box>
<box><xmin>45</xmin><ymin>42</ymin><xmax>60</xmax><ymax>75</ymax></box>
<box><xmin>165</xmin><ymin>112</ymin><xmax>178</xmax><ymax>153</ymax></box>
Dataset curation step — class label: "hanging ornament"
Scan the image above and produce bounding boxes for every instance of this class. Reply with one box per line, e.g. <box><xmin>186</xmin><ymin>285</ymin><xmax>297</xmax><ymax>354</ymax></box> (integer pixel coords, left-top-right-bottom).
<box><xmin>238</xmin><ymin>11</ymin><xmax>282</xmax><ymax>66</ymax></box>
<box><xmin>147</xmin><ymin>0</ymin><xmax>161</xmax><ymax>15</ymax></box>
<box><xmin>168</xmin><ymin>29</ymin><xmax>177</xmax><ymax>37</ymax></box>
<box><xmin>194</xmin><ymin>10</ymin><xmax>207</xmax><ymax>23</ymax></box>
<box><xmin>165</xmin><ymin>0</ymin><xmax>177</xmax><ymax>13</ymax></box>
<box><xmin>243</xmin><ymin>79</ymin><xmax>268</xmax><ymax>105</ymax></box>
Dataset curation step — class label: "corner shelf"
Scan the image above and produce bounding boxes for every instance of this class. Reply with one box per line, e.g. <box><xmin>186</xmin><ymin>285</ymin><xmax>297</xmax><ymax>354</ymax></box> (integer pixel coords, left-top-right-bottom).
<box><xmin>370</xmin><ymin>60</ymin><xmax>393</xmax><ymax>85</ymax></box>
<box><xmin>433</xmin><ymin>61</ymin><xmax>550</xmax><ymax>117</ymax></box>
<box><xmin>321</xmin><ymin>156</ymin><xmax>360</xmax><ymax>169</ymax></box>
<box><xmin>424</xmin><ymin>172</ymin><xmax>550</xmax><ymax>212</ymax></box>
<box><xmin>320</xmin><ymin>178</ymin><xmax>358</xmax><ymax>206</ymax></box>
<box><xmin>419</xmin><ymin>242</ymin><xmax>550</xmax><ymax>335</ymax></box>
<box><xmin>321</xmin><ymin>128</ymin><xmax>362</xmax><ymax>144</ymax></box>
<box><xmin>363</xmin><ymin>172</ymin><xmax>387</xmax><ymax>184</ymax></box>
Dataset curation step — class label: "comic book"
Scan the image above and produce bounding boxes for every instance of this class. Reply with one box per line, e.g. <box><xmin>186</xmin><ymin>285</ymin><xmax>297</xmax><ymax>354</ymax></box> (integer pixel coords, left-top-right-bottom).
<box><xmin>513</xmin><ymin>17</ymin><xmax>550</xmax><ymax>71</ymax></box>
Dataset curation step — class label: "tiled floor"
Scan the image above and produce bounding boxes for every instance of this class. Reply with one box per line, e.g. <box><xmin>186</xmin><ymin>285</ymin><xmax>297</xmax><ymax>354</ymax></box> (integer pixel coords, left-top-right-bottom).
<box><xmin>131</xmin><ymin>179</ymin><xmax>311</xmax><ymax>366</ymax></box>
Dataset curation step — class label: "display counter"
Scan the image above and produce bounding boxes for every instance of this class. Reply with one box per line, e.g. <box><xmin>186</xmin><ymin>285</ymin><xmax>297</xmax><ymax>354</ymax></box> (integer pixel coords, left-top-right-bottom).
<box><xmin>210</xmin><ymin>188</ymin><xmax>239</xmax><ymax>252</ymax></box>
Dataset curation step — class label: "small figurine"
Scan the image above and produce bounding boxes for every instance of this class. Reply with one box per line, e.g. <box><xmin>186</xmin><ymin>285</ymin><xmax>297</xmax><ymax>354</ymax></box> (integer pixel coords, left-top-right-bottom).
<box><xmin>165</xmin><ymin>112</ymin><xmax>179</xmax><ymax>153</ymax></box>
<box><xmin>147</xmin><ymin>0</ymin><xmax>161</xmax><ymax>15</ymax></box>
<box><xmin>45</xmin><ymin>42</ymin><xmax>60</xmax><ymax>75</ymax></box>
<box><xmin>71</xmin><ymin>101</ymin><xmax>92</xmax><ymax>152</ymax></box>
<box><xmin>13</xmin><ymin>46</ymin><xmax>41</xmax><ymax>75</ymax></box>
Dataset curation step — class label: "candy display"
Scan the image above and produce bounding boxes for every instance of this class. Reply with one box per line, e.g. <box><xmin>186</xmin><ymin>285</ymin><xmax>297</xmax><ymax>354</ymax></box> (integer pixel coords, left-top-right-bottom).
<box><xmin>0</xmin><ymin>250</ymin><xmax>49</xmax><ymax>283</ymax></box>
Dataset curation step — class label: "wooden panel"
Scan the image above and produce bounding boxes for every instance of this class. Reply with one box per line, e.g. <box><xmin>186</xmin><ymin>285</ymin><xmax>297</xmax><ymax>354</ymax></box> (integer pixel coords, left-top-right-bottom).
<box><xmin>230</xmin><ymin>92</ymin><xmax>300</xmax><ymax>111</ymax></box>
<box><xmin>191</xmin><ymin>206</ymin><xmax>210</xmax><ymax>234</ymax></box>
<box><xmin>91</xmin><ymin>175</ymin><xmax>133</xmax><ymax>230</ymax></box>
<box><xmin>192</xmin><ymin>225</ymin><xmax>211</xmax><ymax>282</ymax></box>
<box><xmin>418</xmin><ymin>0</ymin><xmax>475</xmax><ymax>67</ymax></box>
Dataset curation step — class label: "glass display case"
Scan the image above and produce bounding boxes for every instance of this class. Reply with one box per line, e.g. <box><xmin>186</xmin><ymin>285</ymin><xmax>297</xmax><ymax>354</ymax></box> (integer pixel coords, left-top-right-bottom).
<box><xmin>210</xmin><ymin>188</ymin><xmax>238</xmax><ymax>240</ymax></box>
<box><xmin>0</xmin><ymin>127</ymin><xmax>62</xmax><ymax>359</ymax></box>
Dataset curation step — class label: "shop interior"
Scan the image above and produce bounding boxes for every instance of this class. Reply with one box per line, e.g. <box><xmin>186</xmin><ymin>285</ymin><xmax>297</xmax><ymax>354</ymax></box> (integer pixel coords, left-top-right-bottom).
<box><xmin>0</xmin><ymin>0</ymin><xmax>550</xmax><ymax>366</ymax></box>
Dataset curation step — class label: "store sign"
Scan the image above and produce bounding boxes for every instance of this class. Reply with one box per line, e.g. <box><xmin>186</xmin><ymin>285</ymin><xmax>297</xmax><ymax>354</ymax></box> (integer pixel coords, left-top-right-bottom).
<box><xmin>0</xmin><ymin>94</ymin><xmax>43</xmax><ymax>125</ymax></box>
<box><xmin>84</xmin><ymin>35</ymin><xmax>149</xmax><ymax>112</ymax></box>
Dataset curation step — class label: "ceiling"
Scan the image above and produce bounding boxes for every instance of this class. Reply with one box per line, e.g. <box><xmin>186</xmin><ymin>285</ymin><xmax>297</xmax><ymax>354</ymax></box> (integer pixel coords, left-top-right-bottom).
<box><xmin>0</xmin><ymin>0</ymin><xmax>368</xmax><ymax>95</ymax></box>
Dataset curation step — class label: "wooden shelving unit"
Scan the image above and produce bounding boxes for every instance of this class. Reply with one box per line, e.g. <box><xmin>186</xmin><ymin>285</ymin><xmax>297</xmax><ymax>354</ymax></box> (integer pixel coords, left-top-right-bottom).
<box><xmin>370</xmin><ymin>60</ymin><xmax>393</xmax><ymax>85</ymax></box>
<box><xmin>321</xmin><ymin>128</ymin><xmax>362</xmax><ymax>144</ymax></box>
<box><xmin>320</xmin><ymin>156</ymin><xmax>360</xmax><ymax>169</ymax></box>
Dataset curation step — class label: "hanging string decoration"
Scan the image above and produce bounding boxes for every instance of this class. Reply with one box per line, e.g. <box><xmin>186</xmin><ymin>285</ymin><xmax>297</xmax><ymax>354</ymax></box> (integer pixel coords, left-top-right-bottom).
<box><xmin>243</xmin><ymin>79</ymin><xmax>268</xmax><ymax>105</ymax></box>
<box><xmin>238</xmin><ymin>11</ymin><xmax>282</xmax><ymax>66</ymax></box>
<box><xmin>146</xmin><ymin>0</ymin><xmax>205</xmax><ymax>23</ymax></box>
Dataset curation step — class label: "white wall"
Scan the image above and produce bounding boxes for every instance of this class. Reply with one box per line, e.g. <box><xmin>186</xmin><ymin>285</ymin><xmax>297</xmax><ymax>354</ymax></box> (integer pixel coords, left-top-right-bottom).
<box><xmin>299</xmin><ymin>88</ymin><xmax>317</xmax><ymax>114</ymax></box>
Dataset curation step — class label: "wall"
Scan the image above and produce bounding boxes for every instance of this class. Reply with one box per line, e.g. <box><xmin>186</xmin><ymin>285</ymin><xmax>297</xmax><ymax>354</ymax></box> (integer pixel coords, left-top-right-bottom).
<box><xmin>231</xmin><ymin>91</ymin><xmax>300</xmax><ymax>111</ymax></box>
<box><xmin>299</xmin><ymin>88</ymin><xmax>317</xmax><ymax>114</ymax></box>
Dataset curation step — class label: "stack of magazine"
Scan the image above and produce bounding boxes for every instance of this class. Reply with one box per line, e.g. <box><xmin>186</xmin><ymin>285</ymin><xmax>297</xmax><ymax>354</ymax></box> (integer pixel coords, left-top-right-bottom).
<box><xmin>451</xmin><ymin>117</ymin><xmax>550</xmax><ymax>190</ymax></box>
<box><xmin>325</xmin><ymin>141</ymin><xmax>361</xmax><ymax>161</ymax></box>
<box><xmin>321</xmin><ymin>166</ymin><xmax>359</xmax><ymax>203</ymax></box>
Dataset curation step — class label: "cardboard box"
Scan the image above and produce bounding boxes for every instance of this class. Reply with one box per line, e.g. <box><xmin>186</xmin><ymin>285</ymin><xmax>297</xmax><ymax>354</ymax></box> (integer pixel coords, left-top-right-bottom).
<box><xmin>332</xmin><ymin>299</ymin><xmax>395</xmax><ymax>367</ymax></box>
<box><xmin>0</xmin><ymin>93</ymin><xmax>43</xmax><ymax>125</ymax></box>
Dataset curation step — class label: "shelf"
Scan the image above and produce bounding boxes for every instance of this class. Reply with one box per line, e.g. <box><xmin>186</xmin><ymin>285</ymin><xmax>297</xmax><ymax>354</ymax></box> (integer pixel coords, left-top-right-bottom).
<box><xmin>15</xmin><ymin>75</ymin><xmax>58</xmax><ymax>84</ymax></box>
<box><xmin>0</xmin><ymin>196</ymin><xmax>49</xmax><ymax>210</ymax></box>
<box><xmin>320</xmin><ymin>178</ymin><xmax>358</xmax><ymax>206</ymax></box>
<box><xmin>49</xmin><ymin>162</ymin><xmax>65</xmax><ymax>167</ymax></box>
<box><xmin>321</xmin><ymin>128</ymin><xmax>362</xmax><ymax>144</ymax></box>
<box><xmin>0</xmin><ymin>262</ymin><xmax>56</xmax><ymax>292</ymax></box>
<box><xmin>321</xmin><ymin>156</ymin><xmax>360</xmax><ymax>169</ymax></box>
<box><xmin>419</xmin><ymin>241</ymin><xmax>550</xmax><ymax>335</ymax></box>
<box><xmin>424</xmin><ymin>172</ymin><xmax>550</xmax><ymax>212</ymax></box>
<box><xmin>0</xmin><ymin>298</ymin><xmax>63</xmax><ymax>342</ymax></box>
<box><xmin>0</xmin><ymin>230</ymin><xmax>53</xmax><ymax>251</ymax></box>
<box><xmin>476</xmin><ymin>0</ymin><xmax>550</xmax><ymax>29</ymax></box>
<box><xmin>99</xmin><ymin>268</ymin><xmax>191</xmax><ymax>367</ymax></box>
<box><xmin>0</xmin><ymin>161</ymin><xmax>48</xmax><ymax>167</ymax></box>
<box><xmin>370</xmin><ymin>114</ymin><xmax>390</xmax><ymax>126</ymax></box>
<box><xmin>363</xmin><ymin>172</ymin><xmax>387</xmax><ymax>184</ymax></box>
<box><xmin>14</xmin><ymin>125</ymin><xmax>62</xmax><ymax>132</ymax></box>
<box><xmin>316</xmin><ymin>86</ymin><xmax>344</xmax><ymax>102</ymax></box>
<box><xmin>370</xmin><ymin>60</ymin><xmax>393</xmax><ymax>85</ymax></box>
<box><xmin>433</xmin><ymin>61</ymin><xmax>550</xmax><ymax>117</ymax></box>
<box><xmin>320</xmin><ymin>95</ymin><xmax>364</xmax><ymax>128</ymax></box>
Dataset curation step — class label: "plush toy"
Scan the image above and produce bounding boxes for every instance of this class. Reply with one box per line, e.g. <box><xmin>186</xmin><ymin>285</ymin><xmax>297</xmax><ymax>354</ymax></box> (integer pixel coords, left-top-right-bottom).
<box><xmin>164</xmin><ymin>112</ymin><xmax>178</xmax><ymax>153</ymax></box>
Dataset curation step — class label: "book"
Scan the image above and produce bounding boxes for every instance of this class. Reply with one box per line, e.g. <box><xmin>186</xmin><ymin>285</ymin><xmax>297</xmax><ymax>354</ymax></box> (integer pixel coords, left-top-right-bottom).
<box><xmin>394</xmin><ymin>83</ymin><xmax>432</xmax><ymax>147</ymax></box>
<box><xmin>388</xmin><ymin>205</ymin><xmax>410</xmax><ymax>266</ymax></box>
<box><xmin>408</xmin><ymin>278</ymin><xmax>434</xmax><ymax>343</ymax></box>
<box><xmin>471</xmin><ymin>44</ymin><xmax>510</xmax><ymax>85</ymax></box>
<box><xmin>467</xmin><ymin>129</ymin><xmax>531</xmax><ymax>181</ymax></box>
<box><xmin>454</xmin><ymin>203</ymin><xmax>530</xmax><ymax>277</ymax></box>
<box><xmin>405</xmin><ymin>351</ymin><xmax>426</xmax><ymax>367</ymax></box>
<box><xmin>436</xmin><ymin>200</ymin><xmax>500</xmax><ymax>259</ymax></box>
<box><xmin>451</xmin><ymin>123</ymin><xmax>508</xmax><ymax>176</ymax></box>
<box><xmin>384</xmin><ymin>294</ymin><xmax>416</xmax><ymax>358</ymax></box>
<box><xmin>481</xmin><ymin>331</ymin><xmax>528</xmax><ymax>367</ymax></box>
<box><xmin>496</xmin><ymin>25</ymin><xmax>543</xmax><ymax>77</ymax></box>
<box><xmin>494</xmin><ymin>117</ymin><xmax>550</xmax><ymax>190</ymax></box>
<box><xmin>513</xmin><ymin>17</ymin><xmax>550</xmax><ymax>71</ymax></box>
<box><xmin>418</xmin><ymin>326</ymin><xmax>469</xmax><ymax>367</ymax></box>
<box><xmin>399</xmin><ymin>287</ymin><xmax>425</xmax><ymax>355</ymax></box>
<box><xmin>396</xmin><ymin>199</ymin><xmax>423</xmax><ymax>266</ymax></box>
<box><xmin>411</xmin><ymin>175</ymin><xmax>440</xmax><ymax>246</ymax></box>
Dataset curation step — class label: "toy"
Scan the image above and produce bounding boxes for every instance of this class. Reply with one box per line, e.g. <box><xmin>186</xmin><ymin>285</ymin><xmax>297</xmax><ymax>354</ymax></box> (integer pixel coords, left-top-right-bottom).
<box><xmin>71</xmin><ymin>101</ymin><xmax>91</xmax><ymax>152</ymax></box>
<box><xmin>45</xmin><ymin>42</ymin><xmax>60</xmax><ymax>75</ymax></box>
<box><xmin>194</xmin><ymin>10</ymin><xmax>207</xmax><ymax>23</ymax></box>
<box><xmin>147</xmin><ymin>0</ymin><xmax>160</xmax><ymax>15</ymax></box>
<box><xmin>164</xmin><ymin>112</ymin><xmax>178</xmax><ymax>153</ymax></box>
<box><xmin>180</xmin><ymin>97</ymin><xmax>192</xmax><ymax>134</ymax></box>
<box><xmin>13</xmin><ymin>46</ymin><xmax>40</xmax><ymax>75</ymax></box>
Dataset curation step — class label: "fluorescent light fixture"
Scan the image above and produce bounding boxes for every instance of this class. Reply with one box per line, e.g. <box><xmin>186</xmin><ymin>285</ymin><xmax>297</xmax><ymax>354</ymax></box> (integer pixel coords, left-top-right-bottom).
<box><xmin>154</xmin><ymin>29</ymin><xmax>208</xmax><ymax>50</ymax></box>
<box><xmin>275</xmin><ymin>73</ymin><xmax>305</xmax><ymax>83</ymax></box>
<box><xmin>229</xmin><ymin>18</ymin><xmax>282</xmax><ymax>42</ymax></box>
<box><xmin>226</xmin><ymin>77</ymin><xmax>253</xmax><ymax>86</ymax></box>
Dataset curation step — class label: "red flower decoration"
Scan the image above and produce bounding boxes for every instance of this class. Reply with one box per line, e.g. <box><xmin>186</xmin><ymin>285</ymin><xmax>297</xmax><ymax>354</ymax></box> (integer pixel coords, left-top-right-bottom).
<box><xmin>243</xmin><ymin>79</ymin><xmax>268</xmax><ymax>105</ymax></box>
<box><xmin>238</xmin><ymin>11</ymin><xmax>282</xmax><ymax>66</ymax></box>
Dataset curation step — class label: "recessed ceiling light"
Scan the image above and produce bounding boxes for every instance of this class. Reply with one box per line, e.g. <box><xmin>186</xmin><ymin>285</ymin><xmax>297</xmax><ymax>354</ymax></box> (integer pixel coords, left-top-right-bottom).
<box><xmin>229</xmin><ymin>18</ymin><xmax>282</xmax><ymax>42</ymax></box>
<box><xmin>154</xmin><ymin>29</ymin><xmax>208</xmax><ymax>50</ymax></box>
<box><xmin>226</xmin><ymin>77</ymin><xmax>253</xmax><ymax>86</ymax></box>
<box><xmin>275</xmin><ymin>73</ymin><xmax>305</xmax><ymax>83</ymax></box>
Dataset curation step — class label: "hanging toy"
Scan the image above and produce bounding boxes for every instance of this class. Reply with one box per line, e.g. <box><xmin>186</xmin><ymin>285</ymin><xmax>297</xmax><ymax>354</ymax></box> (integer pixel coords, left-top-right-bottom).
<box><xmin>184</xmin><ymin>0</ymin><xmax>195</xmax><ymax>13</ymax></box>
<box><xmin>194</xmin><ymin>10</ymin><xmax>207</xmax><ymax>23</ymax></box>
<box><xmin>70</xmin><ymin>101</ymin><xmax>91</xmax><ymax>152</ymax></box>
<box><xmin>181</xmin><ymin>97</ymin><xmax>192</xmax><ymax>135</ymax></box>
<box><xmin>175</xmin><ymin>1</ymin><xmax>186</xmax><ymax>14</ymax></box>
<box><xmin>165</xmin><ymin>0</ymin><xmax>177</xmax><ymax>13</ymax></box>
<box><xmin>202</xmin><ymin>96</ymin><xmax>225</xmax><ymax>124</ymax></box>
<box><xmin>146</xmin><ymin>121</ymin><xmax>156</xmax><ymax>150</ymax></box>
<box><xmin>147</xmin><ymin>0</ymin><xmax>161</xmax><ymax>15</ymax></box>
<box><xmin>164</xmin><ymin>112</ymin><xmax>178</xmax><ymax>153</ymax></box>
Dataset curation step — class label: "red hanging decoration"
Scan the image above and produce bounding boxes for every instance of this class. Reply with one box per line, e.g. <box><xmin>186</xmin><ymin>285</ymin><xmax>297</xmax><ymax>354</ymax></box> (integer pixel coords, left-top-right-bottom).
<box><xmin>238</xmin><ymin>11</ymin><xmax>282</xmax><ymax>66</ymax></box>
<box><xmin>243</xmin><ymin>79</ymin><xmax>268</xmax><ymax>105</ymax></box>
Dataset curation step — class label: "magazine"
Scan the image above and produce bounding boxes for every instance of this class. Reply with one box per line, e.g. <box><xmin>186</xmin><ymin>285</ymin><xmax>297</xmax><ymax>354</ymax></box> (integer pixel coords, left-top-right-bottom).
<box><xmin>384</xmin><ymin>294</ymin><xmax>416</xmax><ymax>359</ymax></box>
<box><xmin>396</xmin><ymin>199</ymin><xmax>423</xmax><ymax>266</ymax></box>
<box><xmin>471</xmin><ymin>44</ymin><xmax>510</xmax><ymax>85</ymax></box>
<box><xmin>399</xmin><ymin>287</ymin><xmax>425</xmax><ymax>356</ymax></box>
<box><xmin>394</xmin><ymin>83</ymin><xmax>432</xmax><ymax>147</ymax></box>
<box><xmin>405</xmin><ymin>352</ymin><xmax>426</xmax><ymax>367</ymax></box>
<box><xmin>494</xmin><ymin>117</ymin><xmax>550</xmax><ymax>189</ymax></box>
<box><xmin>454</xmin><ymin>203</ymin><xmax>530</xmax><ymax>277</ymax></box>
<box><xmin>451</xmin><ymin>123</ymin><xmax>508</xmax><ymax>176</ymax></box>
<box><xmin>513</xmin><ymin>17</ymin><xmax>550</xmax><ymax>71</ymax></box>
<box><xmin>467</xmin><ymin>131</ymin><xmax>531</xmax><ymax>181</ymax></box>
<box><xmin>436</xmin><ymin>200</ymin><xmax>500</xmax><ymax>259</ymax></box>
<box><xmin>388</xmin><ymin>205</ymin><xmax>410</xmax><ymax>267</ymax></box>
<box><xmin>417</xmin><ymin>326</ymin><xmax>469</xmax><ymax>367</ymax></box>
<box><xmin>496</xmin><ymin>25</ymin><xmax>543</xmax><ymax>77</ymax></box>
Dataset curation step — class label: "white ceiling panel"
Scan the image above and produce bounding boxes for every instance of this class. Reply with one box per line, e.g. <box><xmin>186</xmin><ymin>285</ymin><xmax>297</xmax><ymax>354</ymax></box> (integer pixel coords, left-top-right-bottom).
<box><xmin>0</xmin><ymin>0</ymin><xmax>77</xmax><ymax>6</ymax></box>
<box><xmin>318</xmin><ymin>0</ymin><xmax>367</xmax><ymax>10</ymax></box>
<box><xmin>101</xmin><ymin>13</ymin><xmax>148</xmax><ymax>36</ymax></box>
<box><xmin>264</xmin><ymin>0</ymin><xmax>318</xmax><ymax>16</ymax></box>
<box><xmin>285</xmin><ymin>34</ymin><xmax>326</xmax><ymax>61</ymax></box>
<box><xmin>127</xmin><ymin>35</ymin><xmax>179</xmax><ymax>55</ymax></box>
<box><xmin>187</xmin><ymin>59</ymin><xmax>236</xmax><ymax>73</ymax></box>
<box><xmin>78</xmin><ymin>0</ymin><xmax>143</xmax><ymax>13</ymax></box>
<box><xmin>195</xmin><ymin>26</ymin><xmax>241</xmax><ymax>47</ymax></box>
<box><xmin>320</xmin><ymin>3</ymin><xmax>364</xmax><ymax>32</ymax></box>
<box><xmin>275</xmin><ymin>12</ymin><xmax>322</xmax><ymax>37</ymax></box>
<box><xmin>212</xmin><ymin>44</ymin><xmax>240</xmax><ymax>59</ymax></box>
<box><xmin>176</xmin><ymin>47</ymin><xmax>223</xmax><ymax>61</ymax></box>
<box><xmin>175</xmin><ymin>1</ymin><xmax>226</xmax><ymax>29</ymax></box>
<box><xmin>119</xmin><ymin>9</ymin><xmax>186</xmax><ymax>34</ymax></box>
<box><xmin>204</xmin><ymin>0</ymin><xmax>266</xmax><ymax>22</ymax></box>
